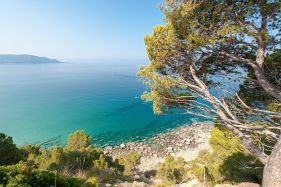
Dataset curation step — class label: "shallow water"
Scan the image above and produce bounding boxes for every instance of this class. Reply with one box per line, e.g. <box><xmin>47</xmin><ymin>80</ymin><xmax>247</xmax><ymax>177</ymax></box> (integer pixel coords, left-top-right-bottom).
<box><xmin>0</xmin><ymin>60</ymin><xmax>205</xmax><ymax>146</ymax></box>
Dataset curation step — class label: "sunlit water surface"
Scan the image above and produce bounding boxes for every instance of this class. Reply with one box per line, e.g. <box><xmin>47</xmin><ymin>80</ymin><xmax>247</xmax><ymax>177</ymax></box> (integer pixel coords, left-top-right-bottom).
<box><xmin>0</xmin><ymin>60</ymin><xmax>206</xmax><ymax>146</ymax></box>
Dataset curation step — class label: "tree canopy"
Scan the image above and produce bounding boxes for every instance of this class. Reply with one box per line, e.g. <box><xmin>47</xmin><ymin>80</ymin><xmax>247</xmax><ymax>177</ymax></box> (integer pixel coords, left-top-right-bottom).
<box><xmin>0</xmin><ymin>133</ymin><xmax>22</xmax><ymax>165</ymax></box>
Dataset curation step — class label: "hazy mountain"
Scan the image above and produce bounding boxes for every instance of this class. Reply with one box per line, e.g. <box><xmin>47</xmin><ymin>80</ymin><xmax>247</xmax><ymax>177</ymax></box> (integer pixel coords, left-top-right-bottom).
<box><xmin>0</xmin><ymin>55</ymin><xmax>62</xmax><ymax>64</ymax></box>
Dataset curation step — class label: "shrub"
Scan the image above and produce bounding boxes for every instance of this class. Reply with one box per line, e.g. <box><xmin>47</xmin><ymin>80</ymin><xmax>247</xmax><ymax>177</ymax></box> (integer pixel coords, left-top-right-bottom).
<box><xmin>210</xmin><ymin>127</ymin><xmax>263</xmax><ymax>183</ymax></box>
<box><xmin>23</xmin><ymin>130</ymin><xmax>124</xmax><ymax>184</ymax></box>
<box><xmin>83</xmin><ymin>177</ymin><xmax>98</xmax><ymax>187</ymax></box>
<box><xmin>268</xmin><ymin>102</ymin><xmax>281</xmax><ymax>112</ymax></box>
<box><xmin>26</xmin><ymin>131</ymin><xmax>105</xmax><ymax>178</ymax></box>
<box><xmin>186</xmin><ymin>127</ymin><xmax>263</xmax><ymax>186</ymax></box>
<box><xmin>186</xmin><ymin>150</ymin><xmax>224</xmax><ymax>185</ymax></box>
<box><xmin>20</xmin><ymin>144</ymin><xmax>41</xmax><ymax>162</ymax></box>
<box><xmin>119</xmin><ymin>151</ymin><xmax>141</xmax><ymax>176</ymax></box>
<box><xmin>0</xmin><ymin>133</ymin><xmax>22</xmax><ymax>165</ymax></box>
<box><xmin>154</xmin><ymin>125</ymin><xmax>264</xmax><ymax>186</ymax></box>
<box><xmin>156</xmin><ymin>155</ymin><xmax>186</xmax><ymax>183</ymax></box>
<box><xmin>91</xmin><ymin>154</ymin><xmax>124</xmax><ymax>183</ymax></box>
<box><xmin>64</xmin><ymin>130</ymin><xmax>92</xmax><ymax>153</ymax></box>
<box><xmin>0</xmin><ymin>130</ymin><xmax>126</xmax><ymax>185</ymax></box>
<box><xmin>0</xmin><ymin>163</ymin><xmax>82</xmax><ymax>187</ymax></box>
<box><xmin>36</xmin><ymin>146</ymin><xmax>65</xmax><ymax>170</ymax></box>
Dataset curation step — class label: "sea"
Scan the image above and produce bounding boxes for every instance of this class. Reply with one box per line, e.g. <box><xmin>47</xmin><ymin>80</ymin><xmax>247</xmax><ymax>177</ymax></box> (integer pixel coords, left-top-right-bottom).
<box><xmin>0</xmin><ymin>60</ymin><xmax>207</xmax><ymax>146</ymax></box>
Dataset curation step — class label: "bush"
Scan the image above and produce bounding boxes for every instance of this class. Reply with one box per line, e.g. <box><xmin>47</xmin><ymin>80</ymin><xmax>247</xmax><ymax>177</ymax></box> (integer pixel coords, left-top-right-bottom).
<box><xmin>268</xmin><ymin>102</ymin><xmax>281</xmax><ymax>112</ymax></box>
<box><xmin>91</xmin><ymin>154</ymin><xmax>124</xmax><ymax>183</ymax></box>
<box><xmin>210</xmin><ymin>127</ymin><xmax>263</xmax><ymax>183</ymax></box>
<box><xmin>0</xmin><ymin>130</ymin><xmax>126</xmax><ymax>185</ymax></box>
<box><xmin>0</xmin><ymin>163</ymin><xmax>82</xmax><ymax>187</ymax></box>
<box><xmin>119</xmin><ymin>151</ymin><xmax>141</xmax><ymax>176</ymax></box>
<box><xmin>82</xmin><ymin>177</ymin><xmax>98</xmax><ymax>187</ymax></box>
<box><xmin>156</xmin><ymin>155</ymin><xmax>186</xmax><ymax>183</ymax></box>
<box><xmin>0</xmin><ymin>133</ymin><xmax>22</xmax><ymax>165</ymax></box>
<box><xmin>23</xmin><ymin>130</ymin><xmax>124</xmax><ymax>184</ymax></box>
<box><xmin>20</xmin><ymin>144</ymin><xmax>40</xmax><ymax>161</ymax></box>
<box><xmin>64</xmin><ymin>130</ymin><xmax>92</xmax><ymax>153</ymax></box>
<box><xmin>186</xmin><ymin>127</ymin><xmax>263</xmax><ymax>186</ymax></box>
<box><xmin>186</xmin><ymin>150</ymin><xmax>224</xmax><ymax>185</ymax></box>
<box><xmin>35</xmin><ymin>146</ymin><xmax>65</xmax><ymax>170</ymax></box>
<box><xmin>26</xmin><ymin>131</ymin><xmax>105</xmax><ymax>177</ymax></box>
<box><xmin>154</xmin><ymin>125</ymin><xmax>263</xmax><ymax>186</ymax></box>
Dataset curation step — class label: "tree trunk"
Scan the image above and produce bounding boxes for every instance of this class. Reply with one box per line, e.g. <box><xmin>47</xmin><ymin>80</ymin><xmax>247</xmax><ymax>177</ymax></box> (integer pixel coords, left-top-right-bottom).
<box><xmin>262</xmin><ymin>136</ymin><xmax>281</xmax><ymax>187</ymax></box>
<box><xmin>219</xmin><ymin>51</ymin><xmax>281</xmax><ymax>102</ymax></box>
<box><xmin>251</xmin><ymin>63</ymin><xmax>281</xmax><ymax>102</ymax></box>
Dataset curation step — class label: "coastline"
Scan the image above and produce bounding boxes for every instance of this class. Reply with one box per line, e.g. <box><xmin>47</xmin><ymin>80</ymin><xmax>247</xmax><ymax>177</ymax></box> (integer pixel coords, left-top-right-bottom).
<box><xmin>104</xmin><ymin>122</ymin><xmax>213</xmax><ymax>172</ymax></box>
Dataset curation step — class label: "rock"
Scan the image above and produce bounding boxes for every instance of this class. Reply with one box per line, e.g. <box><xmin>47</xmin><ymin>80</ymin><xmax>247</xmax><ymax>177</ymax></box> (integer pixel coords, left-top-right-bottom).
<box><xmin>109</xmin><ymin>123</ymin><xmax>213</xmax><ymax>173</ymax></box>
<box><xmin>133</xmin><ymin>174</ymin><xmax>141</xmax><ymax>180</ymax></box>
<box><xmin>103</xmin><ymin>146</ymin><xmax>113</xmax><ymax>154</ymax></box>
<box><xmin>177</xmin><ymin>143</ymin><xmax>183</xmax><ymax>147</ymax></box>
<box><xmin>104</xmin><ymin>146</ymin><xmax>113</xmax><ymax>150</ymax></box>
<box><xmin>105</xmin><ymin>183</ymin><xmax>112</xmax><ymax>187</ymax></box>
<box><xmin>171</xmin><ymin>179</ymin><xmax>201</xmax><ymax>187</ymax></box>
<box><xmin>115</xmin><ymin>179</ymin><xmax>123</xmax><ymax>184</ymax></box>
<box><xmin>184</xmin><ymin>139</ymin><xmax>191</xmax><ymax>144</ymax></box>
<box><xmin>166</xmin><ymin>147</ymin><xmax>173</xmax><ymax>152</ymax></box>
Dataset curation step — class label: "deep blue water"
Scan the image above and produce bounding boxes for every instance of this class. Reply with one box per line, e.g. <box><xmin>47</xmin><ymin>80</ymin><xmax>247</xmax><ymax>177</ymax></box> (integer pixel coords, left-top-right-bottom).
<box><xmin>0</xmin><ymin>60</ymin><xmax>206</xmax><ymax>146</ymax></box>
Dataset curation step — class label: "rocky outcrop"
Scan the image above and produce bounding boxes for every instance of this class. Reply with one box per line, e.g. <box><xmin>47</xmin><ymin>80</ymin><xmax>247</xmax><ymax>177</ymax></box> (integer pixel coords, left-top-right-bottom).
<box><xmin>104</xmin><ymin>123</ymin><xmax>213</xmax><ymax>171</ymax></box>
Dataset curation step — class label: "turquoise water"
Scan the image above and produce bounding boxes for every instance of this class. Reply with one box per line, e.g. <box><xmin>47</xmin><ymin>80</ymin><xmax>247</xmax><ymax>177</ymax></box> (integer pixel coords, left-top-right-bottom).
<box><xmin>0</xmin><ymin>60</ymin><xmax>205</xmax><ymax>146</ymax></box>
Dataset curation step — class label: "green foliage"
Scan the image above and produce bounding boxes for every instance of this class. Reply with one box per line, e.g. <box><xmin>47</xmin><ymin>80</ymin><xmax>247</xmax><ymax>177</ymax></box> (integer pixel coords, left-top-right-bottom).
<box><xmin>190</xmin><ymin>127</ymin><xmax>263</xmax><ymax>185</ymax></box>
<box><xmin>185</xmin><ymin>127</ymin><xmax>262</xmax><ymax>185</ymax></box>
<box><xmin>0</xmin><ymin>131</ymin><xmax>126</xmax><ymax>186</ymax></box>
<box><xmin>119</xmin><ymin>151</ymin><xmax>141</xmax><ymax>176</ymax></box>
<box><xmin>0</xmin><ymin>163</ymin><xmax>82</xmax><ymax>187</ymax></box>
<box><xmin>26</xmin><ymin>131</ymin><xmax>123</xmax><ymax>182</ymax></box>
<box><xmin>268</xmin><ymin>102</ymin><xmax>281</xmax><ymax>112</ymax></box>
<box><xmin>187</xmin><ymin>150</ymin><xmax>222</xmax><ymax>185</ymax></box>
<box><xmin>82</xmin><ymin>177</ymin><xmax>98</xmax><ymax>187</ymax></box>
<box><xmin>0</xmin><ymin>133</ymin><xmax>22</xmax><ymax>166</ymax></box>
<box><xmin>65</xmin><ymin>130</ymin><xmax>92</xmax><ymax>152</ymax></box>
<box><xmin>28</xmin><ymin>131</ymin><xmax>97</xmax><ymax>172</ymax></box>
<box><xmin>137</xmin><ymin>24</ymin><xmax>193</xmax><ymax>114</ymax></box>
<box><xmin>20</xmin><ymin>144</ymin><xmax>40</xmax><ymax>161</ymax></box>
<box><xmin>239</xmin><ymin>50</ymin><xmax>281</xmax><ymax>105</ymax></box>
<box><xmin>209</xmin><ymin>127</ymin><xmax>246</xmax><ymax>158</ymax></box>
<box><xmin>139</xmin><ymin>0</ymin><xmax>281</xmax><ymax>125</ymax></box>
<box><xmin>164</xmin><ymin>0</ymin><xmax>281</xmax><ymax>53</ymax></box>
<box><xmin>93</xmin><ymin>154</ymin><xmax>123</xmax><ymax>174</ymax></box>
<box><xmin>220</xmin><ymin>152</ymin><xmax>263</xmax><ymax>183</ymax></box>
<box><xmin>155</xmin><ymin>126</ymin><xmax>263</xmax><ymax>186</ymax></box>
<box><xmin>91</xmin><ymin>154</ymin><xmax>124</xmax><ymax>183</ymax></box>
<box><xmin>35</xmin><ymin>146</ymin><xmax>65</xmax><ymax>170</ymax></box>
<box><xmin>21</xmin><ymin>130</ymin><xmax>124</xmax><ymax>185</ymax></box>
<box><xmin>156</xmin><ymin>155</ymin><xmax>186</xmax><ymax>183</ymax></box>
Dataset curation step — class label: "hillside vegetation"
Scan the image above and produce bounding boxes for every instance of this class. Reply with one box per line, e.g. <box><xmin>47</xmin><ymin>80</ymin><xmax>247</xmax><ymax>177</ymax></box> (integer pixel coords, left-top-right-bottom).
<box><xmin>0</xmin><ymin>123</ymin><xmax>265</xmax><ymax>186</ymax></box>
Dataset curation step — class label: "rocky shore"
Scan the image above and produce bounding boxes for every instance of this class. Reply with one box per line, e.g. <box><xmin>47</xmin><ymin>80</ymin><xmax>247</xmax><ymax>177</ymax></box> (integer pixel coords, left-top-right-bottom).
<box><xmin>104</xmin><ymin>122</ymin><xmax>213</xmax><ymax>172</ymax></box>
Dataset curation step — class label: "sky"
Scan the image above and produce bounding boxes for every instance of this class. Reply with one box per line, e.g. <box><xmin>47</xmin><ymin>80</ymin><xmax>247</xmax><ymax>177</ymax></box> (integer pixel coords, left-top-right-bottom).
<box><xmin>0</xmin><ymin>0</ymin><xmax>164</xmax><ymax>60</ymax></box>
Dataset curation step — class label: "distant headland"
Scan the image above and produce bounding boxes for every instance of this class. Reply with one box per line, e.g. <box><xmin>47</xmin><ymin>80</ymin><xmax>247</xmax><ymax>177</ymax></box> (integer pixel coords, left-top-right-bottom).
<box><xmin>0</xmin><ymin>54</ymin><xmax>62</xmax><ymax>64</ymax></box>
